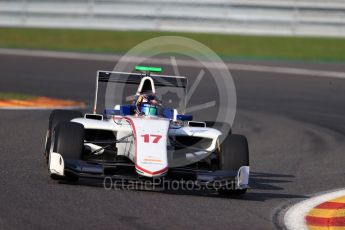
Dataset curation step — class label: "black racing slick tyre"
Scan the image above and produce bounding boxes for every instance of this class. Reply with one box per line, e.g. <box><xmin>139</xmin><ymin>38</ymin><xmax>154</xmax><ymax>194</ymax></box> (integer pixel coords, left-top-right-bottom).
<box><xmin>218</xmin><ymin>134</ymin><xmax>249</xmax><ymax>196</ymax></box>
<box><xmin>219</xmin><ymin>134</ymin><xmax>249</xmax><ymax>171</ymax></box>
<box><xmin>52</xmin><ymin>122</ymin><xmax>84</xmax><ymax>160</ymax></box>
<box><xmin>44</xmin><ymin>110</ymin><xmax>82</xmax><ymax>163</ymax></box>
<box><xmin>51</xmin><ymin>122</ymin><xmax>84</xmax><ymax>181</ymax></box>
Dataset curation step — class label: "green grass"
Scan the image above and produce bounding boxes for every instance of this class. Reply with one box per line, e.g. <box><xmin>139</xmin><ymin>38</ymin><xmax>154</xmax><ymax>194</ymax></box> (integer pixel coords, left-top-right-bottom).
<box><xmin>0</xmin><ymin>92</ymin><xmax>37</xmax><ymax>100</ymax></box>
<box><xmin>0</xmin><ymin>27</ymin><xmax>345</xmax><ymax>61</ymax></box>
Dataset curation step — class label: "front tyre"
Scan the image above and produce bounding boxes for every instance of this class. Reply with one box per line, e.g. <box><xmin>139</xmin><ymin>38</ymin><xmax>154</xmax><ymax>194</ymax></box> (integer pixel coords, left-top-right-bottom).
<box><xmin>217</xmin><ymin>134</ymin><xmax>249</xmax><ymax>196</ymax></box>
<box><xmin>44</xmin><ymin>110</ymin><xmax>82</xmax><ymax>163</ymax></box>
<box><xmin>50</xmin><ymin>122</ymin><xmax>84</xmax><ymax>181</ymax></box>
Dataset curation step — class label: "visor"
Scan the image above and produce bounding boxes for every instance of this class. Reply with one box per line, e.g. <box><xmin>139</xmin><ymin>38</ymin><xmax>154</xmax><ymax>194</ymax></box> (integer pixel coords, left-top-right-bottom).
<box><xmin>141</xmin><ymin>104</ymin><xmax>158</xmax><ymax>116</ymax></box>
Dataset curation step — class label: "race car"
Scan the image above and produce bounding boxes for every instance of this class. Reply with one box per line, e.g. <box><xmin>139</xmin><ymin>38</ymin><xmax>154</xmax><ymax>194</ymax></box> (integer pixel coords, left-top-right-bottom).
<box><xmin>44</xmin><ymin>66</ymin><xmax>249</xmax><ymax>195</ymax></box>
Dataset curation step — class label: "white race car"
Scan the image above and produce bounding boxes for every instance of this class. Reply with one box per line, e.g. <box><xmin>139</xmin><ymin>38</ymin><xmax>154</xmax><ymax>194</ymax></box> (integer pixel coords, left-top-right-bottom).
<box><xmin>44</xmin><ymin>66</ymin><xmax>249</xmax><ymax>195</ymax></box>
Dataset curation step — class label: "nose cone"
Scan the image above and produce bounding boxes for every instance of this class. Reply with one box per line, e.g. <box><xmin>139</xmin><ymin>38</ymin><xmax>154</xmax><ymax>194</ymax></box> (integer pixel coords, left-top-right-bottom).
<box><xmin>124</xmin><ymin>117</ymin><xmax>170</xmax><ymax>177</ymax></box>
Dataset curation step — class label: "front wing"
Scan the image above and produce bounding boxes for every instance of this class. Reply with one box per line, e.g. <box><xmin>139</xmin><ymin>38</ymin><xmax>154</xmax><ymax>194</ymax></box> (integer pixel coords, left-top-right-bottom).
<box><xmin>50</xmin><ymin>152</ymin><xmax>249</xmax><ymax>190</ymax></box>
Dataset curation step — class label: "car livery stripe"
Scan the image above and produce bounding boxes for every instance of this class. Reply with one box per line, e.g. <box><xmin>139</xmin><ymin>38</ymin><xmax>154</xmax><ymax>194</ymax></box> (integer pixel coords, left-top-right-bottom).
<box><xmin>123</xmin><ymin>116</ymin><xmax>168</xmax><ymax>176</ymax></box>
<box><xmin>123</xmin><ymin>117</ymin><xmax>137</xmax><ymax>163</ymax></box>
<box><xmin>135</xmin><ymin>164</ymin><xmax>168</xmax><ymax>176</ymax></box>
<box><xmin>306</xmin><ymin>196</ymin><xmax>345</xmax><ymax>229</ymax></box>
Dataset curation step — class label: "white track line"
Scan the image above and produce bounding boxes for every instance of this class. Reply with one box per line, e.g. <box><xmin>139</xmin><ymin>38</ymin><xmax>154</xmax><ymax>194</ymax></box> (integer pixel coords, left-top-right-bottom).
<box><xmin>284</xmin><ymin>189</ymin><xmax>345</xmax><ymax>230</ymax></box>
<box><xmin>1</xmin><ymin>48</ymin><xmax>345</xmax><ymax>79</ymax></box>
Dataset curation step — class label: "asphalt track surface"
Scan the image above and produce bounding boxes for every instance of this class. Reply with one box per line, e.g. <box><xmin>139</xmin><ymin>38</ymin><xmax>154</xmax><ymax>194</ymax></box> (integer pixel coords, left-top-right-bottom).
<box><xmin>1</xmin><ymin>53</ymin><xmax>345</xmax><ymax>230</ymax></box>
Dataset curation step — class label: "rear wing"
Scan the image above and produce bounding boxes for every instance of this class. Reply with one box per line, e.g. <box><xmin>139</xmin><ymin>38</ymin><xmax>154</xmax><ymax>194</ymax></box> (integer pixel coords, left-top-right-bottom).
<box><xmin>93</xmin><ymin>70</ymin><xmax>188</xmax><ymax>114</ymax></box>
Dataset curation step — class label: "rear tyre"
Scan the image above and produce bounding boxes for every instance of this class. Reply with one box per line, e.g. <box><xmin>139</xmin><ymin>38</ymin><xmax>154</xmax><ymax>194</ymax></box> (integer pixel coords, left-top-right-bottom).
<box><xmin>51</xmin><ymin>122</ymin><xmax>84</xmax><ymax>181</ymax></box>
<box><xmin>217</xmin><ymin>133</ymin><xmax>249</xmax><ymax>196</ymax></box>
<box><xmin>44</xmin><ymin>110</ymin><xmax>82</xmax><ymax>163</ymax></box>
